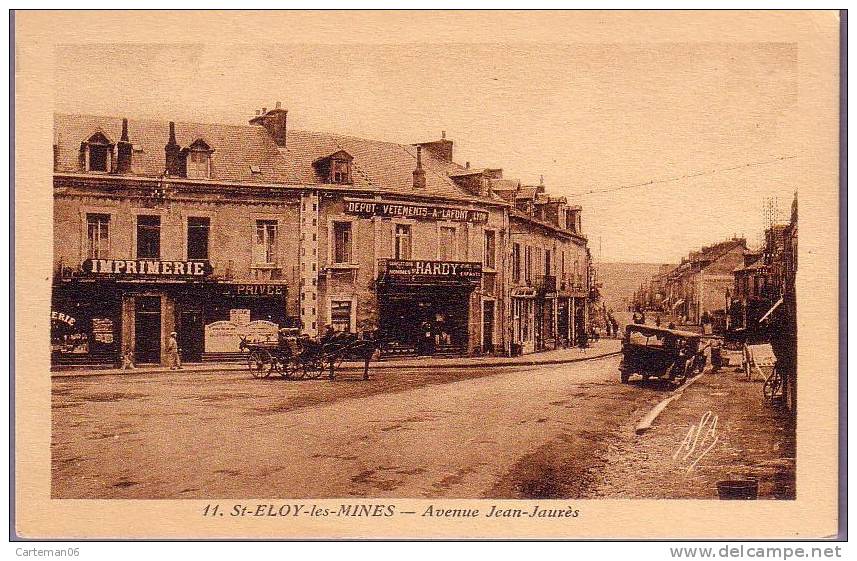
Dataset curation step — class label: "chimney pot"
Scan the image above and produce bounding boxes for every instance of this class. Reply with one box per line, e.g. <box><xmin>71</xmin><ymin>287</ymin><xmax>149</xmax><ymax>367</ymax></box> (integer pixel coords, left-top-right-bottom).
<box><xmin>165</xmin><ymin>121</ymin><xmax>181</xmax><ymax>176</ymax></box>
<box><xmin>441</xmin><ymin>130</ymin><xmax>446</xmax><ymax>139</ymax></box>
<box><xmin>275</xmin><ymin>101</ymin><xmax>281</xmax><ymax>109</ymax></box>
<box><xmin>413</xmin><ymin>146</ymin><xmax>426</xmax><ymax>189</ymax></box>
<box><xmin>255</xmin><ymin>109</ymin><xmax>261</xmax><ymax>116</ymax></box>
<box><xmin>249</xmin><ymin>106</ymin><xmax>288</xmax><ymax>147</ymax></box>
<box><xmin>465</xmin><ymin>161</ymin><xmax>470</xmax><ymax>169</ymax></box>
<box><xmin>117</xmin><ymin>118</ymin><xmax>132</xmax><ymax>174</ymax></box>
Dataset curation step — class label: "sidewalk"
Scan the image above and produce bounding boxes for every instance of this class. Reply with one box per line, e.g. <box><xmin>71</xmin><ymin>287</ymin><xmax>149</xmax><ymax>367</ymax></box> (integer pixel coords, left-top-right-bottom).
<box><xmin>586</xmin><ymin>360</ymin><xmax>796</xmax><ymax>499</ymax></box>
<box><xmin>51</xmin><ymin>338</ymin><xmax>622</xmax><ymax>378</ymax></box>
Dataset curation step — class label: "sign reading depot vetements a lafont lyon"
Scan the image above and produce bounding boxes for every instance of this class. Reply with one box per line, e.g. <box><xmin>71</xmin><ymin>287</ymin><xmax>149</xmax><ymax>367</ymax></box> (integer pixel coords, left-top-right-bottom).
<box><xmin>344</xmin><ymin>198</ymin><xmax>489</xmax><ymax>223</ymax></box>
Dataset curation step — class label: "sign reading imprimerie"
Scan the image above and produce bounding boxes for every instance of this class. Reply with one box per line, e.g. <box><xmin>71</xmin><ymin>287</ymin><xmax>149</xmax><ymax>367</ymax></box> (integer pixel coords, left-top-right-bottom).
<box><xmin>345</xmin><ymin>198</ymin><xmax>489</xmax><ymax>223</ymax></box>
<box><xmin>83</xmin><ymin>259</ymin><xmax>213</xmax><ymax>277</ymax></box>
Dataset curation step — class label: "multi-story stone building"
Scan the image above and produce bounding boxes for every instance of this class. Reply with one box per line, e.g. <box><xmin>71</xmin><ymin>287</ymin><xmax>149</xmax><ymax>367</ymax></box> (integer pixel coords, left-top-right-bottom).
<box><xmin>51</xmin><ymin>107</ymin><xmax>589</xmax><ymax>366</ymax></box>
<box><xmin>664</xmin><ymin>238</ymin><xmax>748</xmax><ymax>325</ymax></box>
<box><xmin>492</xmin><ymin>182</ymin><xmax>589</xmax><ymax>353</ymax></box>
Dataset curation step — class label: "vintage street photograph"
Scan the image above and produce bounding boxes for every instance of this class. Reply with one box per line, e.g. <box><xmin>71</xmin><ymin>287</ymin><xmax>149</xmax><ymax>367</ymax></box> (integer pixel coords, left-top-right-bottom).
<box><xmin>13</xmin><ymin>9</ymin><xmax>842</xmax><ymax>540</ymax></box>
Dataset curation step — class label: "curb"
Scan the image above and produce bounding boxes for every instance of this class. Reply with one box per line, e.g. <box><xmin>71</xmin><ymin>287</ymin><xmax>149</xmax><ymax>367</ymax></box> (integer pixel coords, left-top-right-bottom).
<box><xmin>51</xmin><ymin>349</ymin><xmax>622</xmax><ymax>380</ymax></box>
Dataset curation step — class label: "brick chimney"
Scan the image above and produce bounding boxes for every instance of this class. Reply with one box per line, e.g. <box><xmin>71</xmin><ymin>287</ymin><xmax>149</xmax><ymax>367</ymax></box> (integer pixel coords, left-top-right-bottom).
<box><xmin>412</xmin><ymin>146</ymin><xmax>427</xmax><ymax>189</ymax></box>
<box><xmin>165</xmin><ymin>121</ymin><xmax>182</xmax><ymax>176</ymax></box>
<box><xmin>116</xmin><ymin>118</ymin><xmax>132</xmax><ymax>174</ymax></box>
<box><xmin>414</xmin><ymin>131</ymin><xmax>453</xmax><ymax>163</ymax></box>
<box><xmin>250</xmin><ymin>102</ymin><xmax>288</xmax><ymax>147</ymax></box>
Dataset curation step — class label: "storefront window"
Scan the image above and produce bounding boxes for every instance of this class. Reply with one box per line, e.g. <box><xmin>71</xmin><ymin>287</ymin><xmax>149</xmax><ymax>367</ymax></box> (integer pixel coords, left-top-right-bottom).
<box><xmin>394</xmin><ymin>224</ymin><xmax>412</xmax><ymax>260</ymax></box>
<box><xmin>187</xmin><ymin>217</ymin><xmax>210</xmax><ymax>260</ymax></box>
<box><xmin>254</xmin><ymin>220</ymin><xmax>278</xmax><ymax>265</ymax></box>
<box><xmin>439</xmin><ymin>226</ymin><xmax>456</xmax><ymax>260</ymax></box>
<box><xmin>330</xmin><ymin>300</ymin><xmax>352</xmax><ymax>332</ymax></box>
<box><xmin>87</xmin><ymin>213</ymin><xmax>110</xmax><ymax>259</ymax></box>
<box><xmin>484</xmin><ymin>230</ymin><xmax>496</xmax><ymax>269</ymax></box>
<box><xmin>136</xmin><ymin>215</ymin><xmax>161</xmax><ymax>259</ymax></box>
<box><xmin>333</xmin><ymin>221</ymin><xmax>352</xmax><ymax>263</ymax></box>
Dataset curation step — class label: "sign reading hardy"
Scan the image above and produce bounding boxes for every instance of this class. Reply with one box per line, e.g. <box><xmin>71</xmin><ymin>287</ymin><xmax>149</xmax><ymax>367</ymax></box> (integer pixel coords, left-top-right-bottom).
<box><xmin>83</xmin><ymin>259</ymin><xmax>212</xmax><ymax>277</ymax></box>
<box><xmin>345</xmin><ymin>198</ymin><xmax>489</xmax><ymax>223</ymax></box>
<box><xmin>383</xmin><ymin>259</ymin><xmax>482</xmax><ymax>283</ymax></box>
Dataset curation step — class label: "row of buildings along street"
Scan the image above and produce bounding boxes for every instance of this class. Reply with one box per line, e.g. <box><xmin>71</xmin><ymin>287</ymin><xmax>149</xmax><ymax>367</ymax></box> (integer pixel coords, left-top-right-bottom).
<box><xmin>631</xmin><ymin>194</ymin><xmax>798</xmax><ymax>412</ymax></box>
<box><xmin>49</xmin><ymin>107</ymin><xmax>800</xmax><ymax>502</ymax></box>
<box><xmin>52</xmin><ymin>106</ymin><xmax>595</xmax><ymax>368</ymax></box>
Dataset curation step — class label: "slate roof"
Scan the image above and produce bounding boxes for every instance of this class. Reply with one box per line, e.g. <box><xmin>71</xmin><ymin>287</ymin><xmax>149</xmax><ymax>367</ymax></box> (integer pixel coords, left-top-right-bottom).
<box><xmin>54</xmin><ymin>113</ymin><xmax>291</xmax><ymax>184</ymax></box>
<box><xmin>734</xmin><ymin>255</ymin><xmax>767</xmax><ymax>273</ymax></box>
<box><xmin>54</xmin><ymin>113</ymin><xmax>496</xmax><ymax>204</ymax></box>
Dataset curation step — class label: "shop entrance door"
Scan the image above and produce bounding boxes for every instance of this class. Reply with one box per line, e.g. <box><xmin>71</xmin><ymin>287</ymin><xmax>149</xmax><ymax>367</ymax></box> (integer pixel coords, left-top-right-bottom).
<box><xmin>179</xmin><ymin>309</ymin><xmax>205</xmax><ymax>362</ymax></box>
<box><xmin>482</xmin><ymin>300</ymin><xmax>495</xmax><ymax>353</ymax></box>
<box><xmin>135</xmin><ymin>296</ymin><xmax>162</xmax><ymax>363</ymax></box>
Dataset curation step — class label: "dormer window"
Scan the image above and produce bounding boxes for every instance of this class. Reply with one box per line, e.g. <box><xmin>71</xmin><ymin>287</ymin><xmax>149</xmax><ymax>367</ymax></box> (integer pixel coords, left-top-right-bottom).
<box><xmin>331</xmin><ymin>158</ymin><xmax>351</xmax><ymax>184</ymax></box>
<box><xmin>313</xmin><ymin>150</ymin><xmax>354</xmax><ymax>185</ymax></box>
<box><xmin>183</xmin><ymin>138</ymin><xmax>214</xmax><ymax>179</ymax></box>
<box><xmin>81</xmin><ymin>131</ymin><xmax>114</xmax><ymax>173</ymax></box>
<box><xmin>187</xmin><ymin>151</ymin><xmax>210</xmax><ymax>179</ymax></box>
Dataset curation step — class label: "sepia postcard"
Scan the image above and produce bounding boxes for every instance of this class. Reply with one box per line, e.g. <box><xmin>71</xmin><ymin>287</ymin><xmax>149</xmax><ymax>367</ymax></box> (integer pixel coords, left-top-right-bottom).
<box><xmin>12</xmin><ymin>9</ymin><xmax>843</xmax><ymax>540</ymax></box>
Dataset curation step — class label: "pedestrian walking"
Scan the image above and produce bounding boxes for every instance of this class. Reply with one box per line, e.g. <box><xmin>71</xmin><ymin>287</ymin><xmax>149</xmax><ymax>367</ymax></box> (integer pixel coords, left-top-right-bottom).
<box><xmin>167</xmin><ymin>331</ymin><xmax>182</xmax><ymax>370</ymax></box>
<box><xmin>120</xmin><ymin>346</ymin><xmax>135</xmax><ymax>370</ymax></box>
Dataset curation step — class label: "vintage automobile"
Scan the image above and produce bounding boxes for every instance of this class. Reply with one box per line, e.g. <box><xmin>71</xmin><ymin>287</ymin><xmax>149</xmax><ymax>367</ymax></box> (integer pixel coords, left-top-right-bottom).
<box><xmin>618</xmin><ymin>324</ymin><xmax>708</xmax><ymax>385</ymax></box>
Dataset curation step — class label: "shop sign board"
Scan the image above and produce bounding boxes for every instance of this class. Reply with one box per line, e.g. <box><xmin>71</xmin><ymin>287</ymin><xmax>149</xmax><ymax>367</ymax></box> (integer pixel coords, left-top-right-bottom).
<box><xmin>344</xmin><ymin>198</ymin><xmax>489</xmax><ymax>224</ymax></box>
<box><xmin>223</xmin><ymin>283</ymin><xmax>287</xmax><ymax>297</ymax></box>
<box><xmin>82</xmin><ymin>259</ymin><xmax>212</xmax><ymax>277</ymax></box>
<box><xmin>51</xmin><ymin>311</ymin><xmax>77</xmax><ymax>326</ymax></box>
<box><xmin>229</xmin><ymin>309</ymin><xmax>251</xmax><ymax>327</ymax></box>
<box><xmin>204</xmin><ymin>320</ymin><xmax>279</xmax><ymax>353</ymax></box>
<box><xmin>91</xmin><ymin>318</ymin><xmax>114</xmax><ymax>344</ymax></box>
<box><xmin>381</xmin><ymin>259</ymin><xmax>482</xmax><ymax>284</ymax></box>
<box><xmin>511</xmin><ymin>287</ymin><xmax>537</xmax><ymax>298</ymax></box>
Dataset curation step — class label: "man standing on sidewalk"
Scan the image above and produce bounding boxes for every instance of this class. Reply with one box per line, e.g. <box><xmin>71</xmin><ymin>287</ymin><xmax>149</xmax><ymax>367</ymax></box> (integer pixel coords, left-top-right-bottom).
<box><xmin>167</xmin><ymin>331</ymin><xmax>182</xmax><ymax>370</ymax></box>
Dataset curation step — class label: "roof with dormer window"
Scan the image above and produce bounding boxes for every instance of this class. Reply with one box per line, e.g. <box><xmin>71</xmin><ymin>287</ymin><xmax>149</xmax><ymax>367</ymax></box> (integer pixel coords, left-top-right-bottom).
<box><xmin>54</xmin><ymin>113</ymin><xmax>506</xmax><ymax>203</ymax></box>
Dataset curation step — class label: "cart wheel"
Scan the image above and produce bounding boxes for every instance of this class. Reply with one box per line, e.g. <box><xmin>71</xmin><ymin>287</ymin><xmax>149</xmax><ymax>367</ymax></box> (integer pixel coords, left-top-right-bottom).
<box><xmin>303</xmin><ymin>358</ymin><xmax>324</xmax><ymax>380</ymax></box>
<box><xmin>249</xmin><ymin>350</ymin><xmax>272</xmax><ymax>379</ymax></box>
<box><xmin>284</xmin><ymin>358</ymin><xmax>304</xmax><ymax>380</ymax></box>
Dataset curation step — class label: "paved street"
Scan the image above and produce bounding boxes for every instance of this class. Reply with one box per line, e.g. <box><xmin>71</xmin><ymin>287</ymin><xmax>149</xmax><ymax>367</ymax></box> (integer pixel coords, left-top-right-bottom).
<box><xmin>52</xmin><ymin>354</ymin><xmax>669</xmax><ymax>499</ymax></box>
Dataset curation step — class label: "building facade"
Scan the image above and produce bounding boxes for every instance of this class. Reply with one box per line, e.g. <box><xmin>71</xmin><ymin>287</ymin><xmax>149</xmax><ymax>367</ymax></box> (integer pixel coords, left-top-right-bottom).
<box><xmin>51</xmin><ymin>108</ymin><xmax>589</xmax><ymax>366</ymax></box>
<box><xmin>662</xmin><ymin>238</ymin><xmax>748</xmax><ymax>325</ymax></box>
<box><xmin>494</xmin><ymin>184</ymin><xmax>589</xmax><ymax>354</ymax></box>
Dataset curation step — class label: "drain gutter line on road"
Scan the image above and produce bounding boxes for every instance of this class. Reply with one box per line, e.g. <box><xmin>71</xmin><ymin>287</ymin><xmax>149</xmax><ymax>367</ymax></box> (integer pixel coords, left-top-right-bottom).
<box><xmin>634</xmin><ymin>371</ymin><xmax>706</xmax><ymax>435</ymax></box>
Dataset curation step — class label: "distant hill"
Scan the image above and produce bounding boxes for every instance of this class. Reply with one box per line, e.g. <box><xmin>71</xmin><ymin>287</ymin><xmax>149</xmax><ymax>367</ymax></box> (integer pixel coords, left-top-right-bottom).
<box><xmin>595</xmin><ymin>262</ymin><xmax>673</xmax><ymax>312</ymax></box>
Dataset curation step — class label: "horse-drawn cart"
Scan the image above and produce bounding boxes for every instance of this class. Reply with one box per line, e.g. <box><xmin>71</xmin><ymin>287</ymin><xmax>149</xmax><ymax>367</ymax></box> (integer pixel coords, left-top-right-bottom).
<box><xmin>239</xmin><ymin>329</ymin><xmax>380</xmax><ymax>381</ymax></box>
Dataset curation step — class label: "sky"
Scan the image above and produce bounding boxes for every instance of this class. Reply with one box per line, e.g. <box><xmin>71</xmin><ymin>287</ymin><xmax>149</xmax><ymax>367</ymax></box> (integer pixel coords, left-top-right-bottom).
<box><xmin>54</xmin><ymin>40</ymin><xmax>800</xmax><ymax>263</ymax></box>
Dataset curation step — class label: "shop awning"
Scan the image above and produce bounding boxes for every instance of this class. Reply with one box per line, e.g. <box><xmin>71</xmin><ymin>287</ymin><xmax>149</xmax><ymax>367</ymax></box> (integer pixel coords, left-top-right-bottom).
<box><xmin>671</xmin><ymin>299</ymin><xmax>685</xmax><ymax>309</ymax></box>
<box><xmin>758</xmin><ymin>297</ymin><xmax>783</xmax><ymax>323</ymax></box>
